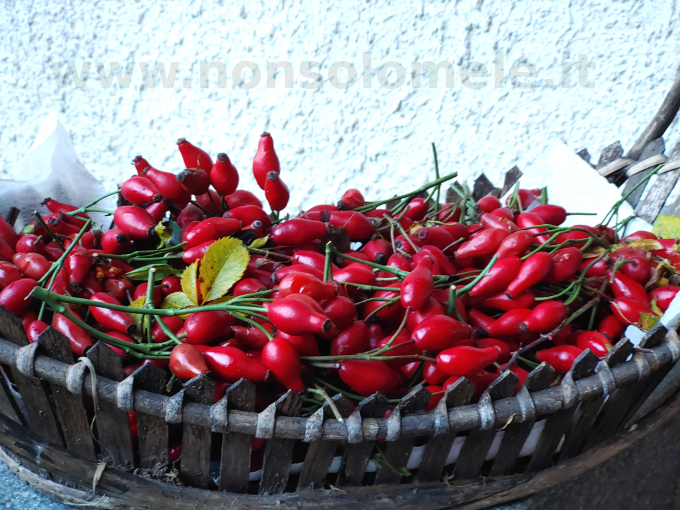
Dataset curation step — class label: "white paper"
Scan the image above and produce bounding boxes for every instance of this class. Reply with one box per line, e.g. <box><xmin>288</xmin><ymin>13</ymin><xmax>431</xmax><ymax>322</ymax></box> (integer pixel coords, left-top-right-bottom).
<box><xmin>504</xmin><ymin>140</ymin><xmax>652</xmax><ymax>234</ymax></box>
<box><xmin>0</xmin><ymin>112</ymin><xmax>116</xmax><ymax>230</ymax></box>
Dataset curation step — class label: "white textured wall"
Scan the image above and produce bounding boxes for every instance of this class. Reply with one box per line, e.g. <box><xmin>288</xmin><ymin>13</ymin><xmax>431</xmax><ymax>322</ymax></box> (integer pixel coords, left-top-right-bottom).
<box><xmin>1</xmin><ymin>0</ymin><xmax>679</xmax><ymax>212</ymax></box>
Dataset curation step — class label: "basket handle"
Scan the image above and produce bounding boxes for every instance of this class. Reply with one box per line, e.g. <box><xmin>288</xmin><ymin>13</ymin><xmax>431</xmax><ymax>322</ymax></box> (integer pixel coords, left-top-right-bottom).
<box><xmin>627</xmin><ymin>65</ymin><xmax>680</xmax><ymax>160</ymax></box>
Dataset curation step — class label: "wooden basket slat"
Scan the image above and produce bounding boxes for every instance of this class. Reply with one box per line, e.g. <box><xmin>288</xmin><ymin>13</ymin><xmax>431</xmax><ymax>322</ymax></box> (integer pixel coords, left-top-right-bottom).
<box><xmin>132</xmin><ymin>363</ymin><xmax>168</xmax><ymax>470</ymax></box>
<box><xmin>622</xmin><ymin>138</ymin><xmax>666</xmax><ymax>207</ymax></box>
<box><xmin>38</xmin><ymin>327</ymin><xmax>96</xmax><ymax>460</ymax></box>
<box><xmin>558</xmin><ymin>339</ymin><xmax>633</xmax><ymax>461</ymax></box>
<box><xmin>86</xmin><ymin>341</ymin><xmax>135</xmax><ymax>467</ymax></box>
<box><xmin>526</xmin><ymin>350</ymin><xmax>599</xmax><ymax>473</ymax></box>
<box><xmin>219</xmin><ymin>379</ymin><xmax>255</xmax><ymax>493</ymax></box>
<box><xmin>336</xmin><ymin>393</ymin><xmax>387</xmax><ymax>486</ymax></box>
<box><xmin>414</xmin><ymin>378</ymin><xmax>475</xmax><ymax>483</ymax></box>
<box><xmin>259</xmin><ymin>390</ymin><xmax>301</xmax><ymax>495</ymax></box>
<box><xmin>374</xmin><ymin>385</ymin><xmax>431</xmax><ymax>485</ymax></box>
<box><xmin>297</xmin><ymin>394</ymin><xmax>351</xmax><ymax>491</ymax></box>
<box><xmin>0</xmin><ymin>365</ymin><xmax>22</xmax><ymax>424</ymax></box>
<box><xmin>454</xmin><ymin>371</ymin><xmax>518</xmax><ymax>480</ymax></box>
<box><xmin>0</xmin><ymin>307</ymin><xmax>63</xmax><ymax>446</ymax></box>
<box><xmin>180</xmin><ymin>374</ymin><xmax>214</xmax><ymax>489</ymax></box>
<box><xmin>488</xmin><ymin>363</ymin><xmax>554</xmax><ymax>477</ymax></box>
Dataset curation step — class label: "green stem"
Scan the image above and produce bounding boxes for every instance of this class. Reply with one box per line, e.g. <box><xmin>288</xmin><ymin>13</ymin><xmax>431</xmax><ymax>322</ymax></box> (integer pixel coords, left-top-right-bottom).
<box><xmin>38</xmin><ymin>220</ymin><xmax>93</xmax><ymax>285</ymax></box>
<box><xmin>323</xmin><ymin>242</ymin><xmax>332</xmax><ymax>283</ymax></box>
<box><xmin>65</xmin><ymin>190</ymin><xmax>119</xmax><ymax>217</ymax></box>
<box><xmin>356</xmin><ymin>172</ymin><xmax>458</xmax><ymax>213</ymax></box>
<box><xmin>432</xmin><ymin>143</ymin><xmax>441</xmax><ymax>214</ymax></box>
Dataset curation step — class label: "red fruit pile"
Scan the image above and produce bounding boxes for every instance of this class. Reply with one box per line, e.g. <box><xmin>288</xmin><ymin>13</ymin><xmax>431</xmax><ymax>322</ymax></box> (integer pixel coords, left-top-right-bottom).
<box><xmin>0</xmin><ymin>133</ymin><xmax>677</xmax><ymax>416</ymax></box>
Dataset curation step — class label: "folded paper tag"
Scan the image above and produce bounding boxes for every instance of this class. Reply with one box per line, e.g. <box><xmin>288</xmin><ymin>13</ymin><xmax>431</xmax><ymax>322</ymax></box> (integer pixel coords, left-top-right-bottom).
<box><xmin>0</xmin><ymin>112</ymin><xmax>116</xmax><ymax>230</ymax></box>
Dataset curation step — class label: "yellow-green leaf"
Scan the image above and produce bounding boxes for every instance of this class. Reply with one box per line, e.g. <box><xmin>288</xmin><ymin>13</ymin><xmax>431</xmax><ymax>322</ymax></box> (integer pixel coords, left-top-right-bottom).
<box><xmin>181</xmin><ymin>261</ymin><xmax>199</xmax><ymax>306</ymax></box>
<box><xmin>155</xmin><ymin>221</ymin><xmax>173</xmax><ymax>248</ymax></box>
<box><xmin>250</xmin><ymin>236</ymin><xmax>269</xmax><ymax>249</ymax></box>
<box><xmin>161</xmin><ymin>292</ymin><xmax>195</xmax><ymax>310</ymax></box>
<box><xmin>128</xmin><ymin>296</ymin><xmax>146</xmax><ymax>333</ymax></box>
<box><xmin>199</xmin><ymin>237</ymin><xmax>249</xmax><ymax>303</ymax></box>
<box><xmin>652</xmin><ymin>215</ymin><xmax>680</xmax><ymax>239</ymax></box>
<box><xmin>639</xmin><ymin>312</ymin><xmax>661</xmax><ymax>331</ymax></box>
<box><xmin>125</xmin><ymin>264</ymin><xmax>178</xmax><ymax>282</ymax></box>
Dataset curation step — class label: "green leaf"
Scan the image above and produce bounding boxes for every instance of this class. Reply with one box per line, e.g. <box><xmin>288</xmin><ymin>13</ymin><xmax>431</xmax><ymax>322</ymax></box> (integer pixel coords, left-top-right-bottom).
<box><xmin>181</xmin><ymin>261</ymin><xmax>199</xmax><ymax>306</ymax></box>
<box><xmin>199</xmin><ymin>237</ymin><xmax>249</xmax><ymax>303</ymax></box>
<box><xmin>652</xmin><ymin>215</ymin><xmax>680</xmax><ymax>239</ymax></box>
<box><xmin>125</xmin><ymin>264</ymin><xmax>178</xmax><ymax>282</ymax></box>
<box><xmin>250</xmin><ymin>235</ymin><xmax>269</xmax><ymax>249</ymax></box>
<box><xmin>161</xmin><ymin>292</ymin><xmax>195</xmax><ymax>310</ymax></box>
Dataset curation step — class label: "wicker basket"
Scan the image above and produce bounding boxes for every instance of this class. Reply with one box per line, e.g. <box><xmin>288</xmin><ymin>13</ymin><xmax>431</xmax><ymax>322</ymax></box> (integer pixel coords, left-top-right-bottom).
<box><xmin>1</xmin><ymin>67</ymin><xmax>680</xmax><ymax>510</ymax></box>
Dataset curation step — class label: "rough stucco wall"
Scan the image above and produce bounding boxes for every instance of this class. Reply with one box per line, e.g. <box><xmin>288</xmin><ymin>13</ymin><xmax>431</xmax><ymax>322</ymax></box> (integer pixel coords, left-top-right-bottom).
<box><xmin>0</xmin><ymin>0</ymin><xmax>679</xmax><ymax>212</ymax></box>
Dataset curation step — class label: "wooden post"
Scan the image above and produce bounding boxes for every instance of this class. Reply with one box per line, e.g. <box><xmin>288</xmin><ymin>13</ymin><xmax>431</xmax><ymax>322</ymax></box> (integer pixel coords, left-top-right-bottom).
<box><xmin>131</xmin><ymin>363</ymin><xmax>168</xmax><ymax>470</ymax></box>
<box><xmin>180</xmin><ymin>374</ymin><xmax>214</xmax><ymax>489</ymax></box>
<box><xmin>454</xmin><ymin>370</ymin><xmax>519</xmax><ymax>479</ymax></box>
<box><xmin>38</xmin><ymin>327</ymin><xmax>96</xmax><ymax>459</ymax></box>
<box><xmin>336</xmin><ymin>393</ymin><xmax>388</xmax><ymax>487</ymax></box>
<box><xmin>86</xmin><ymin>341</ymin><xmax>135</xmax><ymax>468</ymax></box>
<box><xmin>0</xmin><ymin>306</ymin><xmax>62</xmax><ymax>445</ymax></box>
<box><xmin>489</xmin><ymin>363</ymin><xmax>554</xmax><ymax>476</ymax></box>
<box><xmin>259</xmin><ymin>390</ymin><xmax>301</xmax><ymax>495</ymax></box>
<box><xmin>297</xmin><ymin>394</ymin><xmax>352</xmax><ymax>490</ymax></box>
<box><xmin>219</xmin><ymin>379</ymin><xmax>256</xmax><ymax>494</ymax></box>
<box><xmin>526</xmin><ymin>350</ymin><xmax>599</xmax><ymax>472</ymax></box>
<box><xmin>374</xmin><ymin>385</ymin><xmax>431</xmax><ymax>485</ymax></box>
<box><xmin>414</xmin><ymin>378</ymin><xmax>475</xmax><ymax>483</ymax></box>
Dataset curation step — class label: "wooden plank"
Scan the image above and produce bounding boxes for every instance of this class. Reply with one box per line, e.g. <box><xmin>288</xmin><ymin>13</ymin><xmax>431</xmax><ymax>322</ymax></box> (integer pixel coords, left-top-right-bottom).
<box><xmin>374</xmin><ymin>386</ymin><xmax>431</xmax><ymax>485</ymax></box>
<box><xmin>0</xmin><ymin>306</ymin><xmax>63</xmax><ymax>445</ymax></box>
<box><xmin>259</xmin><ymin>390</ymin><xmax>301</xmax><ymax>495</ymax></box>
<box><xmin>219</xmin><ymin>379</ymin><xmax>255</xmax><ymax>493</ymax></box>
<box><xmin>635</xmin><ymin>168</ymin><xmax>680</xmax><ymax>223</ymax></box>
<box><xmin>454</xmin><ymin>371</ymin><xmax>518</xmax><ymax>480</ymax></box>
<box><xmin>488</xmin><ymin>363</ymin><xmax>554</xmax><ymax>477</ymax></box>
<box><xmin>473</xmin><ymin>173</ymin><xmax>499</xmax><ymax>200</ymax></box>
<box><xmin>336</xmin><ymin>393</ymin><xmax>388</xmax><ymax>487</ymax></box>
<box><xmin>597</xmin><ymin>141</ymin><xmax>626</xmax><ymax>184</ymax></box>
<box><xmin>526</xmin><ymin>350</ymin><xmax>599</xmax><ymax>472</ymax></box>
<box><xmin>297</xmin><ymin>394</ymin><xmax>352</xmax><ymax>490</ymax></box>
<box><xmin>132</xmin><ymin>364</ymin><xmax>168</xmax><ymax>470</ymax></box>
<box><xmin>86</xmin><ymin>341</ymin><xmax>135</xmax><ymax>468</ymax></box>
<box><xmin>38</xmin><ymin>327</ymin><xmax>96</xmax><ymax>460</ymax></box>
<box><xmin>622</xmin><ymin>137</ymin><xmax>665</xmax><ymax>207</ymax></box>
<box><xmin>500</xmin><ymin>166</ymin><xmax>522</xmax><ymax>196</ymax></box>
<box><xmin>180</xmin><ymin>374</ymin><xmax>214</xmax><ymax>489</ymax></box>
<box><xmin>414</xmin><ymin>378</ymin><xmax>475</xmax><ymax>483</ymax></box>
<box><xmin>576</xmin><ymin>148</ymin><xmax>592</xmax><ymax>165</ymax></box>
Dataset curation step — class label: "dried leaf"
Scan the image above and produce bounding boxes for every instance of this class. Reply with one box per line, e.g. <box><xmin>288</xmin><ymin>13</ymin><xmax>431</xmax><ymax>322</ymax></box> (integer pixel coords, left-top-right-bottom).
<box><xmin>181</xmin><ymin>261</ymin><xmax>199</xmax><ymax>306</ymax></box>
<box><xmin>199</xmin><ymin>237</ymin><xmax>249</xmax><ymax>303</ymax></box>
<box><xmin>627</xmin><ymin>239</ymin><xmax>664</xmax><ymax>251</ymax></box>
<box><xmin>155</xmin><ymin>221</ymin><xmax>173</xmax><ymax>248</ymax></box>
<box><xmin>639</xmin><ymin>312</ymin><xmax>661</xmax><ymax>331</ymax></box>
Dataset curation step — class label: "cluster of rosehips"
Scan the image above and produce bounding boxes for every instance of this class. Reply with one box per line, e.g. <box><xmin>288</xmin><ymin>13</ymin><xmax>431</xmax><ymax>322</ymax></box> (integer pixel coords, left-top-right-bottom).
<box><xmin>0</xmin><ymin>133</ymin><xmax>678</xmax><ymax>421</ymax></box>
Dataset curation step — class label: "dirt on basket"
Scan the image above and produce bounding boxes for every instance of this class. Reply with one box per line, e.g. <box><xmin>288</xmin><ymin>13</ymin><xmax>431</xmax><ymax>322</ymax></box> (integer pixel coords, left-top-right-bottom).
<box><xmin>132</xmin><ymin>463</ymin><xmax>181</xmax><ymax>485</ymax></box>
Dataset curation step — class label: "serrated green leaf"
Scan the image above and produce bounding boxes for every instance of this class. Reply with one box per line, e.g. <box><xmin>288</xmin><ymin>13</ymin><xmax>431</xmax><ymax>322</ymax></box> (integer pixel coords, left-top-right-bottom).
<box><xmin>652</xmin><ymin>215</ymin><xmax>680</xmax><ymax>239</ymax></box>
<box><xmin>128</xmin><ymin>296</ymin><xmax>146</xmax><ymax>332</ymax></box>
<box><xmin>181</xmin><ymin>261</ymin><xmax>199</xmax><ymax>306</ymax></box>
<box><xmin>199</xmin><ymin>237</ymin><xmax>249</xmax><ymax>303</ymax></box>
<box><xmin>161</xmin><ymin>292</ymin><xmax>195</xmax><ymax>310</ymax></box>
<box><xmin>125</xmin><ymin>264</ymin><xmax>178</xmax><ymax>282</ymax></box>
<box><xmin>250</xmin><ymin>235</ymin><xmax>269</xmax><ymax>249</ymax></box>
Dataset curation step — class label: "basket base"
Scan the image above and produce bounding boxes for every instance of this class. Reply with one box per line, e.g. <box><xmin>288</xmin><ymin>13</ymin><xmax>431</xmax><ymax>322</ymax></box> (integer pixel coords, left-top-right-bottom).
<box><xmin>1</xmin><ymin>390</ymin><xmax>679</xmax><ymax>510</ymax></box>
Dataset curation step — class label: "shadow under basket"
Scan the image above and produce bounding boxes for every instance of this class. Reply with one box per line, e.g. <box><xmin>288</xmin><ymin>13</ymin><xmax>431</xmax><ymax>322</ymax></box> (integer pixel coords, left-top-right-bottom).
<box><xmin>0</xmin><ymin>304</ymin><xmax>680</xmax><ymax>510</ymax></box>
